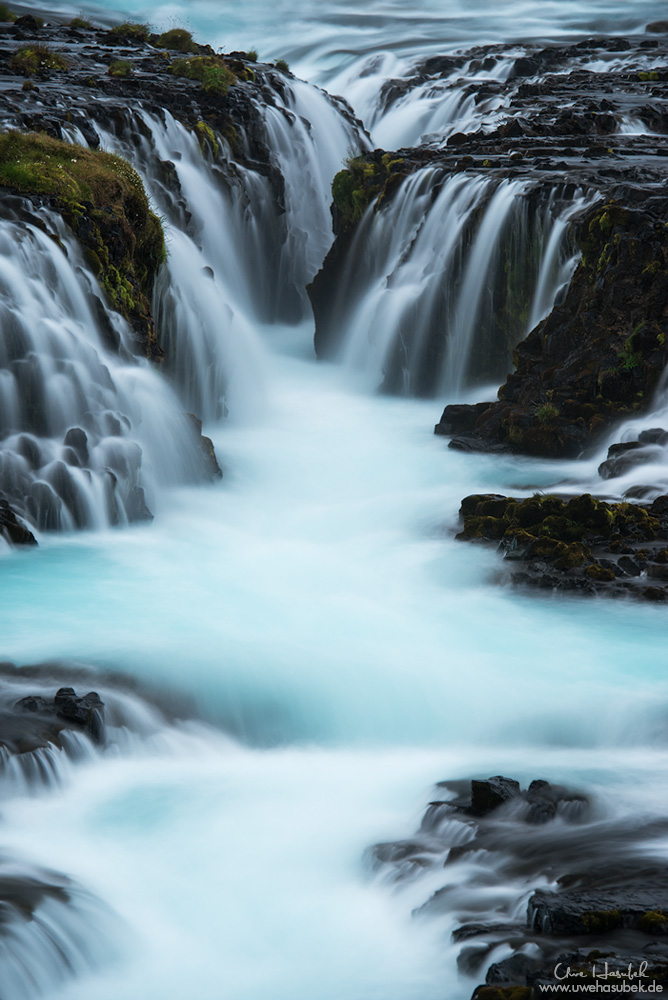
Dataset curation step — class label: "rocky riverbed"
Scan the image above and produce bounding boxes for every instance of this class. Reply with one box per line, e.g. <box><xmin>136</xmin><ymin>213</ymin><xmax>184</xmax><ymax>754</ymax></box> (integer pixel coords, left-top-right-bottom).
<box><xmin>371</xmin><ymin>774</ymin><xmax>668</xmax><ymax>999</ymax></box>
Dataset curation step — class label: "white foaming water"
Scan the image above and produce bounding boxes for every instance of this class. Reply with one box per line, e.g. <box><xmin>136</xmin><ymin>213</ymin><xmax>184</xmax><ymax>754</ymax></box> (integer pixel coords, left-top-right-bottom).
<box><xmin>3</xmin><ymin>354</ymin><xmax>668</xmax><ymax>751</ymax></box>
<box><xmin>325</xmin><ymin>171</ymin><xmax>588</xmax><ymax>396</ymax></box>
<box><xmin>339</xmin><ymin>51</ymin><xmax>516</xmax><ymax>150</ymax></box>
<box><xmin>0</xmin><ymin>211</ymin><xmax>201</xmax><ymax>531</ymax></box>
<box><xmin>92</xmin><ymin>81</ymin><xmax>363</xmax><ymax>421</ymax></box>
<box><xmin>1</xmin><ymin>1</ymin><xmax>668</xmax><ymax>998</ymax></box>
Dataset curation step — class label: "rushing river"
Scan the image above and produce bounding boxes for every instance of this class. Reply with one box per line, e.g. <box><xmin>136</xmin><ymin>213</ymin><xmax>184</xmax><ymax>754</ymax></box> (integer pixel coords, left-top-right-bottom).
<box><xmin>2</xmin><ymin>0</ymin><xmax>668</xmax><ymax>998</ymax></box>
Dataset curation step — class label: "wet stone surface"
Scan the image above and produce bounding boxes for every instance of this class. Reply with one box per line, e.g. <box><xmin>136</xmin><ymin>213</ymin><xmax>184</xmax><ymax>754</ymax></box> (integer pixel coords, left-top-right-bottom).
<box><xmin>369</xmin><ymin>775</ymin><xmax>668</xmax><ymax>1000</ymax></box>
<box><xmin>454</xmin><ymin>491</ymin><xmax>668</xmax><ymax>602</ymax></box>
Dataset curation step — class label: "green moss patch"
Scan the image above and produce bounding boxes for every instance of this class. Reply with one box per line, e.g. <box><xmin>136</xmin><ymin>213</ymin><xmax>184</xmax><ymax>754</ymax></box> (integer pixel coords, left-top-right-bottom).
<box><xmin>457</xmin><ymin>491</ymin><xmax>666</xmax><ymax>581</ymax></box>
<box><xmin>10</xmin><ymin>45</ymin><xmax>69</xmax><ymax>75</ymax></box>
<box><xmin>194</xmin><ymin>120</ymin><xmax>218</xmax><ymax>155</ymax></box>
<box><xmin>0</xmin><ymin>131</ymin><xmax>165</xmax><ymax>354</ymax></box>
<box><xmin>109</xmin><ymin>21</ymin><xmax>150</xmax><ymax>44</ymax></box>
<box><xmin>0</xmin><ymin>4</ymin><xmax>16</xmax><ymax>22</ymax></box>
<box><xmin>332</xmin><ymin>153</ymin><xmax>406</xmax><ymax>232</ymax></box>
<box><xmin>108</xmin><ymin>59</ymin><xmax>132</xmax><ymax>77</ymax></box>
<box><xmin>170</xmin><ymin>55</ymin><xmax>236</xmax><ymax>95</ymax></box>
<box><xmin>156</xmin><ymin>28</ymin><xmax>198</xmax><ymax>53</ymax></box>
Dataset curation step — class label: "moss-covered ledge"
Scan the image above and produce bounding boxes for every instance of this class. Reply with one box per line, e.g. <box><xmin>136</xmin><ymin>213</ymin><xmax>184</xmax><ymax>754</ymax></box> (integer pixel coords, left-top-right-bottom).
<box><xmin>0</xmin><ymin>130</ymin><xmax>165</xmax><ymax>356</ymax></box>
<box><xmin>456</xmin><ymin>491</ymin><xmax>668</xmax><ymax>601</ymax></box>
<box><xmin>331</xmin><ymin>150</ymin><xmax>407</xmax><ymax>233</ymax></box>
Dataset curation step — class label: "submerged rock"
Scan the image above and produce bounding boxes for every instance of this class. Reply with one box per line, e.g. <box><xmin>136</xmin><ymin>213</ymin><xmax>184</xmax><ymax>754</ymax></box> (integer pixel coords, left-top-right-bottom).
<box><xmin>9</xmin><ymin>685</ymin><xmax>106</xmax><ymax>749</ymax></box>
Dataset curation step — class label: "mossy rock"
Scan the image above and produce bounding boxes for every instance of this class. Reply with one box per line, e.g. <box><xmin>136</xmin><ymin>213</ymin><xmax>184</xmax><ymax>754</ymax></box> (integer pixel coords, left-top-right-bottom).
<box><xmin>457</xmin><ymin>514</ymin><xmax>509</xmax><ymax>540</ymax></box>
<box><xmin>156</xmin><ymin>28</ymin><xmax>198</xmax><ymax>53</ymax></box>
<box><xmin>564</xmin><ymin>494</ymin><xmax>614</xmax><ymax>534</ymax></box>
<box><xmin>331</xmin><ymin>154</ymin><xmax>407</xmax><ymax>233</ymax></box>
<box><xmin>108</xmin><ymin>22</ymin><xmax>150</xmax><ymax>44</ymax></box>
<box><xmin>108</xmin><ymin>59</ymin><xmax>132</xmax><ymax>77</ymax></box>
<box><xmin>194</xmin><ymin>120</ymin><xmax>218</xmax><ymax>155</ymax></box>
<box><xmin>638</xmin><ymin>910</ymin><xmax>668</xmax><ymax>934</ymax></box>
<box><xmin>10</xmin><ymin>45</ymin><xmax>68</xmax><ymax>75</ymax></box>
<box><xmin>584</xmin><ymin>563</ymin><xmax>616</xmax><ymax>582</ymax></box>
<box><xmin>580</xmin><ymin>909</ymin><xmax>622</xmax><ymax>932</ymax></box>
<box><xmin>0</xmin><ymin>131</ymin><xmax>165</xmax><ymax>355</ymax></box>
<box><xmin>170</xmin><ymin>55</ymin><xmax>236</xmax><ymax>96</ymax></box>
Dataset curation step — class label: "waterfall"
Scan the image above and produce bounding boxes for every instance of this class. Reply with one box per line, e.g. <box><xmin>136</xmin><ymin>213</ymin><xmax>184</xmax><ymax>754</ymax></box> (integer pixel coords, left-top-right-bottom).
<box><xmin>0</xmin><ymin>858</ymin><xmax>121</xmax><ymax>1000</ymax></box>
<box><xmin>91</xmin><ymin>79</ymin><xmax>366</xmax><ymax>422</ymax></box>
<box><xmin>362</xmin><ymin>52</ymin><xmax>515</xmax><ymax>150</ymax></box>
<box><xmin>0</xmin><ymin>70</ymin><xmax>366</xmax><ymax>532</ymax></box>
<box><xmin>317</xmin><ymin>169</ymin><xmax>589</xmax><ymax>397</ymax></box>
<box><xmin>0</xmin><ymin>204</ymin><xmax>202</xmax><ymax>533</ymax></box>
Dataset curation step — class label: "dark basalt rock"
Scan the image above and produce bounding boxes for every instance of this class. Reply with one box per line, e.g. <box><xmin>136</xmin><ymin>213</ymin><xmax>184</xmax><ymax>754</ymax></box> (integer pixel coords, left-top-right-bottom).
<box><xmin>470</xmin><ymin>776</ymin><xmax>521</xmax><ymax>815</ymax></box>
<box><xmin>187</xmin><ymin>413</ymin><xmax>223</xmax><ymax>481</ymax></box>
<box><xmin>0</xmin><ymin>496</ymin><xmax>37</xmax><ymax>545</ymax></box>
<box><xmin>369</xmin><ymin>776</ymin><xmax>668</xmax><ymax>1000</ymax></box>
<box><xmin>529</xmin><ymin>864</ymin><xmax>668</xmax><ymax>936</ymax></box>
<box><xmin>8</xmin><ymin>685</ymin><xmax>105</xmax><ymax>749</ymax></box>
<box><xmin>454</xmin><ymin>491</ymin><xmax>668</xmax><ymax>601</ymax></box>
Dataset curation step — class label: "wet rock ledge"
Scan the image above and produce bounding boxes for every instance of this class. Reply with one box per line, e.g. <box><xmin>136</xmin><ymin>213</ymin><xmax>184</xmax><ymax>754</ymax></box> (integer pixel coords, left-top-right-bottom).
<box><xmin>370</xmin><ymin>775</ymin><xmax>668</xmax><ymax>1000</ymax></box>
<box><xmin>455</xmin><ymin>491</ymin><xmax>668</xmax><ymax>601</ymax></box>
<box><xmin>437</xmin><ymin>200</ymin><xmax>668</xmax><ymax>460</ymax></box>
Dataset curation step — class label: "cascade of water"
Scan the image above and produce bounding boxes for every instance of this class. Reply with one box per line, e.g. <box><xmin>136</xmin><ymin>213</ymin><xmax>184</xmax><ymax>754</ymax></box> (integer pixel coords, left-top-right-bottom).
<box><xmin>362</xmin><ymin>54</ymin><xmax>514</xmax><ymax>150</ymax></box>
<box><xmin>89</xmin><ymin>80</ymin><xmax>365</xmax><ymax>422</ymax></box>
<box><xmin>0</xmin><ymin>855</ymin><xmax>122</xmax><ymax>1000</ymax></box>
<box><xmin>322</xmin><ymin>169</ymin><xmax>588</xmax><ymax>398</ymax></box>
<box><xmin>443</xmin><ymin>178</ymin><xmax>528</xmax><ymax>395</ymax></box>
<box><xmin>0</xmin><ymin>206</ymin><xmax>202</xmax><ymax>533</ymax></box>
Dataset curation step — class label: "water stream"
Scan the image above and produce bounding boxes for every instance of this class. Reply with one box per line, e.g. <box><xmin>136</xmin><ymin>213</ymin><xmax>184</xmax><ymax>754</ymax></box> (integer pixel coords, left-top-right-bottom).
<box><xmin>2</xmin><ymin>0</ymin><xmax>668</xmax><ymax>997</ymax></box>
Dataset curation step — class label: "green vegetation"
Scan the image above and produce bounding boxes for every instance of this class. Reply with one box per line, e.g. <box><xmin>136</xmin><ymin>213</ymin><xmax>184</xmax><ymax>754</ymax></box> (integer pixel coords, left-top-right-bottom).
<box><xmin>170</xmin><ymin>55</ymin><xmax>236</xmax><ymax>95</ymax></box>
<box><xmin>194</xmin><ymin>120</ymin><xmax>218</xmax><ymax>156</ymax></box>
<box><xmin>246</xmin><ymin>48</ymin><xmax>258</xmax><ymax>61</ymax></box>
<box><xmin>536</xmin><ymin>402</ymin><xmax>560</xmax><ymax>424</ymax></box>
<box><xmin>109</xmin><ymin>21</ymin><xmax>150</xmax><ymax>43</ymax></box>
<box><xmin>68</xmin><ymin>16</ymin><xmax>93</xmax><ymax>29</ymax></box>
<box><xmin>274</xmin><ymin>58</ymin><xmax>290</xmax><ymax>72</ymax></box>
<box><xmin>156</xmin><ymin>28</ymin><xmax>198</xmax><ymax>53</ymax></box>
<box><xmin>0</xmin><ymin>4</ymin><xmax>16</xmax><ymax>22</ymax></box>
<box><xmin>638</xmin><ymin>70</ymin><xmax>660</xmax><ymax>81</ymax></box>
<box><xmin>457</xmin><ymin>491</ymin><xmax>663</xmax><ymax>575</ymax></box>
<box><xmin>331</xmin><ymin>152</ymin><xmax>406</xmax><ymax>231</ymax></box>
<box><xmin>581</xmin><ymin>910</ymin><xmax>622</xmax><ymax>933</ymax></box>
<box><xmin>618</xmin><ymin>337</ymin><xmax>642</xmax><ymax>371</ymax></box>
<box><xmin>10</xmin><ymin>45</ymin><xmax>69</xmax><ymax>75</ymax></box>
<box><xmin>108</xmin><ymin>59</ymin><xmax>132</xmax><ymax>77</ymax></box>
<box><xmin>638</xmin><ymin>910</ymin><xmax>668</xmax><ymax>933</ymax></box>
<box><xmin>0</xmin><ymin>131</ymin><xmax>165</xmax><ymax>352</ymax></box>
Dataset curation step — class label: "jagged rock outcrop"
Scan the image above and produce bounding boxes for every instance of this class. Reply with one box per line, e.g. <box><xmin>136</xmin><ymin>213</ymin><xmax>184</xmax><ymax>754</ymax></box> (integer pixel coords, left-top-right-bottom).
<box><xmin>439</xmin><ymin>200</ymin><xmax>668</xmax><ymax>457</ymax></box>
<box><xmin>369</xmin><ymin>775</ymin><xmax>668</xmax><ymax>1000</ymax></box>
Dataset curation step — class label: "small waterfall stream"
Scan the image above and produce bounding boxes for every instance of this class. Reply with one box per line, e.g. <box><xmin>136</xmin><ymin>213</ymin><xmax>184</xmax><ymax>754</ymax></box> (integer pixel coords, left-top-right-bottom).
<box><xmin>318</xmin><ymin>169</ymin><xmax>589</xmax><ymax>396</ymax></box>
